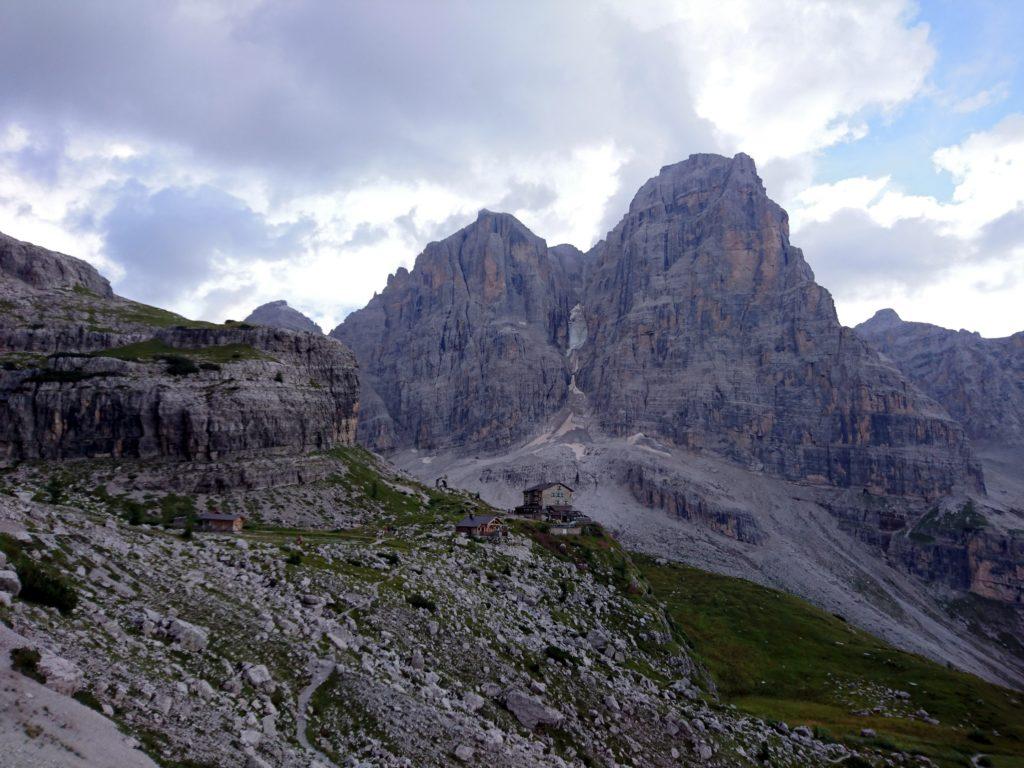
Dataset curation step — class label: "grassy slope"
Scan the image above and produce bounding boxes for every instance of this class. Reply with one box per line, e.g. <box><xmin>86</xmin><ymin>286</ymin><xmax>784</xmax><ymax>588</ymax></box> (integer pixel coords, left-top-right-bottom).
<box><xmin>638</xmin><ymin>558</ymin><xmax>1024</xmax><ymax>767</ymax></box>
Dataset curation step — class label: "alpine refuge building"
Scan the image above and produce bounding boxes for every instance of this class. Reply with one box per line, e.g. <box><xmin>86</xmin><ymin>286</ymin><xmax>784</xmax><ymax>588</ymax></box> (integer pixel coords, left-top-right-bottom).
<box><xmin>516</xmin><ymin>482</ymin><xmax>584</xmax><ymax>521</ymax></box>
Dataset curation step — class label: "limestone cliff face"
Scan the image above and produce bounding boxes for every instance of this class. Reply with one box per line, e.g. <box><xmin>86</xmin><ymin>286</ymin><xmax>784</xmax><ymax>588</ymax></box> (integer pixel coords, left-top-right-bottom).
<box><xmin>244</xmin><ymin>299</ymin><xmax>323</xmax><ymax>335</ymax></box>
<box><xmin>332</xmin><ymin>210</ymin><xmax>581</xmax><ymax>451</ymax></box>
<box><xmin>855</xmin><ymin>308</ymin><xmax>1024</xmax><ymax>446</ymax></box>
<box><xmin>0</xmin><ymin>234</ymin><xmax>359</xmax><ymax>466</ymax></box>
<box><xmin>577</xmin><ymin>154</ymin><xmax>982</xmax><ymax>497</ymax></box>
<box><xmin>333</xmin><ymin>154</ymin><xmax>982</xmax><ymax>500</ymax></box>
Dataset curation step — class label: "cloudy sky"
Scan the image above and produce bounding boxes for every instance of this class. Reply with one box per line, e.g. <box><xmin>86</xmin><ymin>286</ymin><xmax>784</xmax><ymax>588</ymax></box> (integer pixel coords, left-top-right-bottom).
<box><xmin>0</xmin><ymin>0</ymin><xmax>1022</xmax><ymax>336</ymax></box>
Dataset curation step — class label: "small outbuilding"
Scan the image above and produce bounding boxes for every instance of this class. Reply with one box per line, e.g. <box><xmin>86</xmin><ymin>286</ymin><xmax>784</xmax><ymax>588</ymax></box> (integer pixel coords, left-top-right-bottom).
<box><xmin>454</xmin><ymin>514</ymin><xmax>504</xmax><ymax>538</ymax></box>
<box><xmin>196</xmin><ymin>512</ymin><xmax>245</xmax><ymax>533</ymax></box>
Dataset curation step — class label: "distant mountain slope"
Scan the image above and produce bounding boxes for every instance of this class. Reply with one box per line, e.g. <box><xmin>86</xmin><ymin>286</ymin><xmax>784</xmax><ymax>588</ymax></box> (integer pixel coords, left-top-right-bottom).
<box><xmin>856</xmin><ymin>308</ymin><xmax>1024</xmax><ymax>447</ymax></box>
<box><xmin>244</xmin><ymin>299</ymin><xmax>323</xmax><ymax>335</ymax></box>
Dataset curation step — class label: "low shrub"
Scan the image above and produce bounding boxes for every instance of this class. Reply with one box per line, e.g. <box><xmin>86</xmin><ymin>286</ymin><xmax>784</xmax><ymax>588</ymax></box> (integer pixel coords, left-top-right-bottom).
<box><xmin>406</xmin><ymin>593</ymin><xmax>436</xmax><ymax>612</ymax></box>
<box><xmin>10</xmin><ymin>647</ymin><xmax>43</xmax><ymax>682</ymax></box>
<box><xmin>544</xmin><ymin>645</ymin><xmax>574</xmax><ymax>665</ymax></box>
<box><xmin>73</xmin><ymin>689</ymin><xmax>102</xmax><ymax>711</ymax></box>
<box><xmin>18</xmin><ymin>558</ymin><xmax>79</xmax><ymax>613</ymax></box>
<box><xmin>157</xmin><ymin>354</ymin><xmax>199</xmax><ymax>376</ymax></box>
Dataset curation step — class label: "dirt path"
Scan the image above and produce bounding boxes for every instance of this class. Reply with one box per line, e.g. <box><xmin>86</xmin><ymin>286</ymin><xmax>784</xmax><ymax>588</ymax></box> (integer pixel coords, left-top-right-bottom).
<box><xmin>295</xmin><ymin>657</ymin><xmax>337</xmax><ymax>764</ymax></box>
<box><xmin>294</xmin><ymin>581</ymin><xmax>379</xmax><ymax>766</ymax></box>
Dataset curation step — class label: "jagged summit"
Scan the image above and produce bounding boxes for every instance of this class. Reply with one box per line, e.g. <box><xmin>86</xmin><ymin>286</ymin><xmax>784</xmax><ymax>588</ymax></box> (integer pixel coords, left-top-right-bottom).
<box><xmin>331</xmin><ymin>201</ymin><xmax>581</xmax><ymax>451</ymax></box>
<box><xmin>244</xmin><ymin>299</ymin><xmax>323</xmax><ymax>335</ymax></box>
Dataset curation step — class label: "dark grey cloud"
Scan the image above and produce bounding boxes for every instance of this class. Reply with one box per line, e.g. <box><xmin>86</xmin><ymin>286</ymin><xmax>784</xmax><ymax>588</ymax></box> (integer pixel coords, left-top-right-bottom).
<box><xmin>0</xmin><ymin>1</ymin><xmax>714</xmax><ymax>192</ymax></box>
<box><xmin>343</xmin><ymin>222</ymin><xmax>391</xmax><ymax>249</ymax></box>
<box><xmin>795</xmin><ymin>209</ymin><xmax>965</xmax><ymax>299</ymax></box>
<box><xmin>493</xmin><ymin>181</ymin><xmax>558</xmax><ymax>213</ymax></box>
<box><xmin>978</xmin><ymin>205</ymin><xmax>1024</xmax><ymax>257</ymax></box>
<box><xmin>99</xmin><ymin>181</ymin><xmax>313</xmax><ymax>305</ymax></box>
<box><xmin>393</xmin><ymin>208</ymin><xmax>471</xmax><ymax>247</ymax></box>
<box><xmin>0</xmin><ymin>1</ymin><xmax>720</xmax><ymax>310</ymax></box>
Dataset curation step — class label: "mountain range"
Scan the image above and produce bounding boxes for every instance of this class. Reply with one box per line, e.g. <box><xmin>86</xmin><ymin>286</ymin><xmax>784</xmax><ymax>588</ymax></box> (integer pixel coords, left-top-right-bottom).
<box><xmin>0</xmin><ymin>152</ymin><xmax>1022</xmax><ymax>767</ymax></box>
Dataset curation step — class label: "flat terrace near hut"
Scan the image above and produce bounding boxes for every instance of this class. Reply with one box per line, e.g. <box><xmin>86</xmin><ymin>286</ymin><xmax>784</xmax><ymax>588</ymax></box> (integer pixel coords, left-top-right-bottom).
<box><xmin>454</xmin><ymin>514</ymin><xmax>504</xmax><ymax>538</ymax></box>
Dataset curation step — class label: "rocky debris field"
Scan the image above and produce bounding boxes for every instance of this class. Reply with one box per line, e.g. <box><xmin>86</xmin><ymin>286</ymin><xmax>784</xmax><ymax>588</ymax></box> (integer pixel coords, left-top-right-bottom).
<box><xmin>0</xmin><ymin>456</ymin><xmax>915</xmax><ymax>768</ymax></box>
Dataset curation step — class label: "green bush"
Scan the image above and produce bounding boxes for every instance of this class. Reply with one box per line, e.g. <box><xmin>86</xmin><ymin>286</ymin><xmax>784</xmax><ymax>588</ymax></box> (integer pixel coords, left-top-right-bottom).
<box><xmin>43</xmin><ymin>475</ymin><xmax>66</xmax><ymax>505</ymax></box>
<box><xmin>18</xmin><ymin>558</ymin><xmax>79</xmax><ymax>613</ymax></box>
<box><xmin>406</xmin><ymin>593</ymin><xmax>436</xmax><ymax>612</ymax></box>
<box><xmin>285</xmin><ymin>550</ymin><xmax>303</xmax><ymax>566</ymax></box>
<box><xmin>73</xmin><ymin>689</ymin><xmax>102</xmax><ymax>711</ymax></box>
<box><xmin>10</xmin><ymin>647</ymin><xmax>43</xmax><ymax>682</ymax></box>
<box><xmin>157</xmin><ymin>354</ymin><xmax>200</xmax><ymax>376</ymax></box>
<box><xmin>544</xmin><ymin>645</ymin><xmax>574</xmax><ymax>665</ymax></box>
<box><xmin>125</xmin><ymin>501</ymin><xmax>145</xmax><ymax>525</ymax></box>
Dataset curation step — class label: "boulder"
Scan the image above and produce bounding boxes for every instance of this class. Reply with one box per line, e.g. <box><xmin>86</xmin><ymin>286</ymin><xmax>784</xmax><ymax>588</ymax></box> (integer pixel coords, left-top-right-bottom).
<box><xmin>36</xmin><ymin>653</ymin><xmax>84</xmax><ymax>695</ymax></box>
<box><xmin>504</xmin><ymin>689</ymin><xmax>564</xmax><ymax>731</ymax></box>
<box><xmin>0</xmin><ymin>569</ymin><xmax>21</xmax><ymax>596</ymax></box>
<box><xmin>165</xmin><ymin>618</ymin><xmax>209</xmax><ymax>652</ymax></box>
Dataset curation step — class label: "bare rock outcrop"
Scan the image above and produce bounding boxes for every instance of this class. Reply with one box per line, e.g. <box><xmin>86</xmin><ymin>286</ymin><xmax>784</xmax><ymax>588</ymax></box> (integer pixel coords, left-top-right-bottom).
<box><xmin>0</xmin><ymin>231</ymin><xmax>112</xmax><ymax>297</ymax></box>
<box><xmin>0</xmin><ymin>232</ymin><xmax>359</xmax><ymax>467</ymax></box>
<box><xmin>334</xmin><ymin>154</ymin><xmax>982</xmax><ymax>501</ymax></box>
<box><xmin>855</xmin><ymin>308</ymin><xmax>1024</xmax><ymax>446</ymax></box>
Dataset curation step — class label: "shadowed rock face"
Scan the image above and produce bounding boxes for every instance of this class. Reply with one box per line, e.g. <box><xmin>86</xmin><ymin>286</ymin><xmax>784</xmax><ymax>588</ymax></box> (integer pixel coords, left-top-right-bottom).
<box><xmin>332</xmin><ymin>210</ymin><xmax>583</xmax><ymax>451</ymax></box>
<box><xmin>855</xmin><ymin>308</ymin><xmax>1024</xmax><ymax>447</ymax></box>
<box><xmin>0</xmin><ymin>235</ymin><xmax>359</xmax><ymax>467</ymax></box>
<box><xmin>244</xmin><ymin>299</ymin><xmax>323</xmax><ymax>335</ymax></box>
<box><xmin>334</xmin><ymin>154</ymin><xmax>982</xmax><ymax>499</ymax></box>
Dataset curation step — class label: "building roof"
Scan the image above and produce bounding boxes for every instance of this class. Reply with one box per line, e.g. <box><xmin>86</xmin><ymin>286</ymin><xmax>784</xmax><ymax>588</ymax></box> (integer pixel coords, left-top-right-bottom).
<box><xmin>524</xmin><ymin>482</ymin><xmax>574</xmax><ymax>493</ymax></box>
<box><xmin>455</xmin><ymin>514</ymin><xmax>499</xmax><ymax>528</ymax></box>
<box><xmin>197</xmin><ymin>512</ymin><xmax>244</xmax><ymax>522</ymax></box>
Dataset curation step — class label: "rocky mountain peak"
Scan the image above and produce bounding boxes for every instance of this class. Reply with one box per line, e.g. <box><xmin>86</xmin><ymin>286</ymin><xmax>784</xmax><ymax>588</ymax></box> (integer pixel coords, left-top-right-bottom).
<box><xmin>244</xmin><ymin>299</ymin><xmax>323</xmax><ymax>335</ymax></box>
<box><xmin>627</xmin><ymin>152</ymin><xmax>766</xmax><ymax>219</ymax></box>
<box><xmin>859</xmin><ymin>307</ymin><xmax>904</xmax><ymax>331</ymax></box>
<box><xmin>0</xmin><ymin>230</ymin><xmax>112</xmax><ymax>297</ymax></box>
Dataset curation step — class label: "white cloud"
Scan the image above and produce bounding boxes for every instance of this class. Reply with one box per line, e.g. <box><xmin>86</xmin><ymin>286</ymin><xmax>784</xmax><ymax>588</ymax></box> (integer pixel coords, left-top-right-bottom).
<box><xmin>952</xmin><ymin>81</ymin><xmax>1011</xmax><ymax>114</ymax></box>
<box><xmin>613</xmin><ymin>0</ymin><xmax>935</xmax><ymax>161</ymax></box>
<box><xmin>0</xmin><ymin>0</ymin><xmax>994</xmax><ymax>336</ymax></box>
<box><xmin>932</xmin><ymin>113</ymin><xmax>1024</xmax><ymax>234</ymax></box>
<box><xmin>791</xmin><ymin>115</ymin><xmax>1024</xmax><ymax>336</ymax></box>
